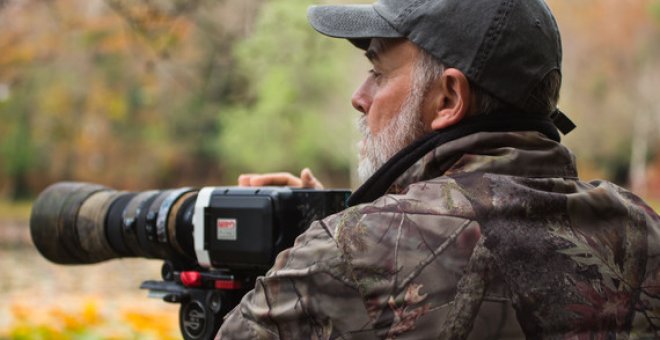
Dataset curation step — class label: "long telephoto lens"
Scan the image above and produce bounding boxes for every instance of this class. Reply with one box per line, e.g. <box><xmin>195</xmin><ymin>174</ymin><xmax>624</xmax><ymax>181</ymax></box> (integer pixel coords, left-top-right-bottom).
<box><xmin>30</xmin><ymin>182</ymin><xmax>197</xmax><ymax>265</ymax></box>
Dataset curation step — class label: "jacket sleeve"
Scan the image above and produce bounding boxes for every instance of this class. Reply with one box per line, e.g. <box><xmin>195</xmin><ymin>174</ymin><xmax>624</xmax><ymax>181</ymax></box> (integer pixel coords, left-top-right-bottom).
<box><xmin>215</xmin><ymin>215</ymin><xmax>373</xmax><ymax>339</ymax></box>
<box><xmin>216</xmin><ymin>197</ymin><xmax>524</xmax><ymax>339</ymax></box>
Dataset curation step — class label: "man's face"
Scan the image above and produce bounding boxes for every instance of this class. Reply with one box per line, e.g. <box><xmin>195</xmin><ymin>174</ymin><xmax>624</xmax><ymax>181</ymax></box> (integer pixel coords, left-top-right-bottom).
<box><xmin>352</xmin><ymin>39</ymin><xmax>431</xmax><ymax>181</ymax></box>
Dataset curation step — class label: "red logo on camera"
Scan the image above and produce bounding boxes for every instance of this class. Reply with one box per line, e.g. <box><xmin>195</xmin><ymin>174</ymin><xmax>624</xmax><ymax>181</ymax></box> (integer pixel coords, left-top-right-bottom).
<box><xmin>217</xmin><ymin>219</ymin><xmax>236</xmax><ymax>229</ymax></box>
<box><xmin>216</xmin><ymin>218</ymin><xmax>237</xmax><ymax>240</ymax></box>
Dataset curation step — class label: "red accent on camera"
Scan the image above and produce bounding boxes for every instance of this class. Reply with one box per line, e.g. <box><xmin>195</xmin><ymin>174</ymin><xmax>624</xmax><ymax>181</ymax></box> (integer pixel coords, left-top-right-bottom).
<box><xmin>215</xmin><ymin>279</ymin><xmax>241</xmax><ymax>290</ymax></box>
<box><xmin>180</xmin><ymin>271</ymin><xmax>202</xmax><ymax>287</ymax></box>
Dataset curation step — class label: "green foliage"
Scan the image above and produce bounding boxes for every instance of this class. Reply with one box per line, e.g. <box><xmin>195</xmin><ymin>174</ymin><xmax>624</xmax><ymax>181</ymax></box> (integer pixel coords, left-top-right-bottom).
<box><xmin>0</xmin><ymin>80</ymin><xmax>38</xmax><ymax>199</ymax></box>
<box><xmin>0</xmin><ymin>0</ymin><xmax>357</xmax><ymax>197</ymax></box>
<box><xmin>0</xmin><ymin>0</ymin><xmax>255</xmax><ymax>196</ymax></box>
<box><xmin>651</xmin><ymin>2</ymin><xmax>660</xmax><ymax>23</ymax></box>
<box><xmin>218</xmin><ymin>0</ymin><xmax>356</xmax><ymax>182</ymax></box>
<box><xmin>0</xmin><ymin>100</ymin><xmax>33</xmax><ymax>178</ymax></box>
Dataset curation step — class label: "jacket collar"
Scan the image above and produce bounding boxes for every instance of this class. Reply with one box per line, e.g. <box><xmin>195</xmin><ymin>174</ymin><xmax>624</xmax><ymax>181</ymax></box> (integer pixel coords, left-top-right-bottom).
<box><xmin>348</xmin><ymin>112</ymin><xmax>577</xmax><ymax>206</ymax></box>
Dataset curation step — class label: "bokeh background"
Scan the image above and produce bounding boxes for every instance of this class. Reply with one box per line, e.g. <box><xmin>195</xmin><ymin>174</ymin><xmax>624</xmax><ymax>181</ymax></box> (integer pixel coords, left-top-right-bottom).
<box><xmin>0</xmin><ymin>0</ymin><xmax>658</xmax><ymax>338</ymax></box>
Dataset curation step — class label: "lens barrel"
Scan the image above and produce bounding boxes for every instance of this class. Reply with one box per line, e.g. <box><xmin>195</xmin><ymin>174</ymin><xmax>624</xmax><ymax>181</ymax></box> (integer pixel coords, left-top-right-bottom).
<box><xmin>30</xmin><ymin>182</ymin><xmax>197</xmax><ymax>265</ymax></box>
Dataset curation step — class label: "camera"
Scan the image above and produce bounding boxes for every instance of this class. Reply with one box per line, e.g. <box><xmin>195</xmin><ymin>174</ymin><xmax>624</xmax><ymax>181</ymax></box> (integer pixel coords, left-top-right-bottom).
<box><xmin>30</xmin><ymin>182</ymin><xmax>350</xmax><ymax>339</ymax></box>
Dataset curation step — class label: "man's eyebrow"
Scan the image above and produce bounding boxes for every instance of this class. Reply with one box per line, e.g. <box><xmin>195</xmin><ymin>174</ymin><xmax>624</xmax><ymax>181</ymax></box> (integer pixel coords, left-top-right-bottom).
<box><xmin>365</xmin><ymin>49</ymin><xmax>379</xmax><ymax>63</ymax></box>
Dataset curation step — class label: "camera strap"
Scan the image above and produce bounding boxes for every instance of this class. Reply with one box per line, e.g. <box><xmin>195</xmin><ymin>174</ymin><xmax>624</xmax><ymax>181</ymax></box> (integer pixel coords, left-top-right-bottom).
<box><xmin>347</xmin><ymin>112</ymin><xmax>562</xmax><ymax>206</ymax></box>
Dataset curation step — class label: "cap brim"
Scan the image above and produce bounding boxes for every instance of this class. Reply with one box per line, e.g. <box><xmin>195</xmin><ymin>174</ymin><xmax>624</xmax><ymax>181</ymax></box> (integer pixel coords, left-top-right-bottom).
<box><xmin>307</xmin><ymin>5</ymin><xmax>402</xmax><ymax>50</ymax></box>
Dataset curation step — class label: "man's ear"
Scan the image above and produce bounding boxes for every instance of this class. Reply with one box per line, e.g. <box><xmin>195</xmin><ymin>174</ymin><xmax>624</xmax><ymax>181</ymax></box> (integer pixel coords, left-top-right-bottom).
<box><xmin>428</xmin><ymin>68</ymin><xmax>471</xmax><ymax>131</ymax></box>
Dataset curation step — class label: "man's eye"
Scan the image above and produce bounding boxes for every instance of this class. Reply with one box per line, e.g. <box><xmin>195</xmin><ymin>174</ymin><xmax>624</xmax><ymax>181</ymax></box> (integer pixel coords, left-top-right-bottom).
<box><xmin>369</xmin><ymin>69</ymin><xmax>382</xmax><ymax>78</ymax></box>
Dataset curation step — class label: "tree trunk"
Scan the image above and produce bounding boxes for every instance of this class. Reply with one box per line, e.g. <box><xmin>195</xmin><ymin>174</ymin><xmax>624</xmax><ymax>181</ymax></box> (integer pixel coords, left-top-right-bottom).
<box><xmin>630</xmin><ymin>109</ymin><xmax>650</xmax><ymax>196</ymax></box>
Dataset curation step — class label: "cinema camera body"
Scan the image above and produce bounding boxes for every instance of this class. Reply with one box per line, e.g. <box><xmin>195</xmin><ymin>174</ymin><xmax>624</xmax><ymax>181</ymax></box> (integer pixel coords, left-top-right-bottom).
<box><xmin>30</xmin><ymin>182</ymin><xmax>350</xmax><ymax>340</ymax></box>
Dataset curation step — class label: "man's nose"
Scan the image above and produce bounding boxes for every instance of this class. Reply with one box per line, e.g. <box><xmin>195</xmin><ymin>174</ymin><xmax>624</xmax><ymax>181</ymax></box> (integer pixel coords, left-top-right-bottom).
<box><xmin>351</xmin><ymin>81</ymin><xmax>372</xmax><ymax>114</ymax></box>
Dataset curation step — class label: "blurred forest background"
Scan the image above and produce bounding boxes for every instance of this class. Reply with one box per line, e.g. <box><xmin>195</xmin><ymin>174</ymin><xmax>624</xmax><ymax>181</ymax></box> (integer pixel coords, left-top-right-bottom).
<box><xmin>0</xmin><ymin>0</ymin><xmax>659</xmax><ymax>199</ymax></box>
<box><xmin>0</xmin><ymin>0</ymin><xmax>357</xmax><ymax>199</ymax></box>
<box><xmin>0</xmin><ymin>0</ymin><xmax>659</xmax><ymax>338</ymax></box>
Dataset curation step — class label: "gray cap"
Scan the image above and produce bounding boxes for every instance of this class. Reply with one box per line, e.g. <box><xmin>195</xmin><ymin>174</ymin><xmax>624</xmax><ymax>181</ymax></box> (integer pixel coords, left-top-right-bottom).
<box><xmin>308</xmin><ymin>0</ymin><xmax>562</xmax><ymax>117</ymax></box>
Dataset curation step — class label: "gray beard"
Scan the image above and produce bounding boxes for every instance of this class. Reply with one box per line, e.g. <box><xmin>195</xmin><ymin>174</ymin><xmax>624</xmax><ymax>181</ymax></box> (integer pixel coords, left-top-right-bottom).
<box><xmin>357</xmin><ymin>90</ymin><xmax>426</xmax><ymax>183</ymax></box>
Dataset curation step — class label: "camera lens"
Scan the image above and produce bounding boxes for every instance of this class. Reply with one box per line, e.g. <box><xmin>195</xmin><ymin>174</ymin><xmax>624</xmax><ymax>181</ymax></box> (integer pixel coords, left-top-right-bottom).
<box><xmin>30</xmin><ymin>182</ymin><xmax>197</xmax><ymax>265</ymax></box>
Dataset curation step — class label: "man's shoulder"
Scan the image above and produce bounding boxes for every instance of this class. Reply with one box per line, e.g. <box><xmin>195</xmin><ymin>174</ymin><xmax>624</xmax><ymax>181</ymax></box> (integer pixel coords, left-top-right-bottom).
<box><xmin>274</xmin><ymin>177</ymin><xmax>480</xmax><ymax>276</ymax></box>
<box><xmin>323</xmin><ymin>178</ymin><xmax>482</xmax><ymax>278</ymax></box>
<box><xmin>581</xmin><ymin>179</ymin><xmax>660</xmax><ymax>222</ymax></box>
<box><xmin>384</xmin><ymin>174</ymin><xmax>479</xmax><ymax>218</ymax></box>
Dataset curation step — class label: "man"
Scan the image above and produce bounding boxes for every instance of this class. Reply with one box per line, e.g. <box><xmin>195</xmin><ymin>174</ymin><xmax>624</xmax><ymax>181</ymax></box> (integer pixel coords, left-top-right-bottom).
<box><xmin>218</xmin><ymin>0</ymin><xmax>660</xmax><ymax>338</ymax></box>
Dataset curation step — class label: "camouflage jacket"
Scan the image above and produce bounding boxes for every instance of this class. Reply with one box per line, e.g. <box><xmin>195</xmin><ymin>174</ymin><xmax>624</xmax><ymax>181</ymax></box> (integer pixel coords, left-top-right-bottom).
<box><xmin>217</xmin><ymin>131</ymin><xmax>660</xmax><ymax>339</ymax></box>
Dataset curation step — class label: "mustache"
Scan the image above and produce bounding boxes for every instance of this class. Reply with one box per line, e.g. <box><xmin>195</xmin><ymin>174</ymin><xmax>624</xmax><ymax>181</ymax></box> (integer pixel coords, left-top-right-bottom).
<box><xmin>358</xmin><ymin>115</ymin><xmax>369</xmax><ymax>139</ymax></box>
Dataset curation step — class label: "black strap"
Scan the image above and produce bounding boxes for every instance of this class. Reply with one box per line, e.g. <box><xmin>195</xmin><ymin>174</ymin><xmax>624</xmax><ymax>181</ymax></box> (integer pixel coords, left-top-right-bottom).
<box><xmin>347</xmin><ymin>112</ymin><xmax>561</xmax><ymax>206</ymax></box>
<box><xmin>550</xmin><ymin>109</ymin><xmax>576</xmax><ymax>135</ymax></box>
